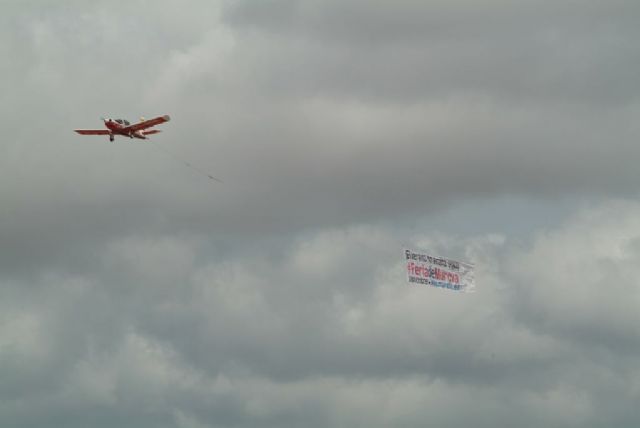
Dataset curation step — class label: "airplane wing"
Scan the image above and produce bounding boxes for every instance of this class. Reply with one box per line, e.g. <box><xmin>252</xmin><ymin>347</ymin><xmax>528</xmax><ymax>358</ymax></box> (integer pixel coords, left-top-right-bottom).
<box><xmin>123</xmin><ymin>115</ymin><xmax>171</xmax><ymax>132</ymax></box>
<box><xmin>74</xmin><ymin>130</ymin><xmax>110</xmax><ymax>135</ymax></box>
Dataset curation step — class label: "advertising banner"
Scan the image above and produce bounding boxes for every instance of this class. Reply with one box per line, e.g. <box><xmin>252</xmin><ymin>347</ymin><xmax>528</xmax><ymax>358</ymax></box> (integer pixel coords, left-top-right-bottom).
<box><xmin>404</xmin><ymin>249</ymin><xmax>475</xmax><ymax>292</ymax></box>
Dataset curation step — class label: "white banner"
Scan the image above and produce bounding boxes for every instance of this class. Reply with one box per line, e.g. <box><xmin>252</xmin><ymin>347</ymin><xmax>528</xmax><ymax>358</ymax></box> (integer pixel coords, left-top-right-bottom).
<box><xmin>404</xmin><ymin>249</ymin><xmax>475</xmax><ymax>292</ymax></box>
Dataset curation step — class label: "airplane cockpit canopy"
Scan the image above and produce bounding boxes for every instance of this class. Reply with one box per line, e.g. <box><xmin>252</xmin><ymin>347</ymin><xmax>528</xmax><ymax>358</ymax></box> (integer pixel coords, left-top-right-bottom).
<box><xmin>115</xmin><ymin>119</ymin><xmax>130</xmax><ymax>125</ymax></box>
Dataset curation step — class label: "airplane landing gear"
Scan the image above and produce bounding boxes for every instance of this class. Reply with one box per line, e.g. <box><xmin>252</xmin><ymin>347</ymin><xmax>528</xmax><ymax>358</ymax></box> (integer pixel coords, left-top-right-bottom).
<box><xmin>109</xmin><ymin>134</ymin><xmax>114</xmax><ymax>142</ymax></box>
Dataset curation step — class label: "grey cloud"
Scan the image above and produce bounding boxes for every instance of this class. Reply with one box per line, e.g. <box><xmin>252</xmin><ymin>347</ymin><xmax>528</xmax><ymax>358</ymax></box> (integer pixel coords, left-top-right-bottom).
<box><xmin>3</xmin><ymin>206</ymin><xmax>640</xmax><ymax>427</ymax></box>
<box><xmin>223</xmin><ymin>0</ymin><xmax>640</xmax><ymax>104</ymax></box>
<box><xmin>2</xmin><ymin>0</ymin><xmax>640</xmax><ymax>267</ymax></box>
<box><xmin>3</xmin><ymin>1</ymin><xmax>640</xmax><ymax>427</ymax></box>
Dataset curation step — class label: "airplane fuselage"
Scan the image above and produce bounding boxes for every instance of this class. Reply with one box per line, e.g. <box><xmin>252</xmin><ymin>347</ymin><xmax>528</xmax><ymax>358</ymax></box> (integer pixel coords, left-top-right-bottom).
<box><xmin>104</xmin><ymin>119</ymin><xmax>147</xmax><ymax>139</ymax></box>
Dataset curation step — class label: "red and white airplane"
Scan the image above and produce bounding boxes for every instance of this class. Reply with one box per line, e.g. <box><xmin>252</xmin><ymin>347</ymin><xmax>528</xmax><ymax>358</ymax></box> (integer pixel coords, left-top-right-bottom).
<box><xmin>75</xmin><ymin>115</ymin><xmax>171</xmax><ymax>142</ymax></box>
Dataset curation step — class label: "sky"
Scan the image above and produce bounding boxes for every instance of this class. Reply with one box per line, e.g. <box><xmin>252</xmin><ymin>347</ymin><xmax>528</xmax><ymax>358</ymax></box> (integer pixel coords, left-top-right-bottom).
<box><xmin>1</xmin><ymin>0</ymin><xmax>640</xmax><ymax>427</ymax></box>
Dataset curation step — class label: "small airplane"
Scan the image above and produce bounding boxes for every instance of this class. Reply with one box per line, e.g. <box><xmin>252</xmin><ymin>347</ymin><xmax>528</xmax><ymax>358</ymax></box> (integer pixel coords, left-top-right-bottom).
<box><xmin>75</xmin><ymin>115</ymin><xmax>171</xmax><ymax>142</ymax></box>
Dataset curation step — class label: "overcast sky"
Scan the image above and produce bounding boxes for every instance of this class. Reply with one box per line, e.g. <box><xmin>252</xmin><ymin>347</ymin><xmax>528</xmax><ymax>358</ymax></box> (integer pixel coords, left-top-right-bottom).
<box><xmin>2</xmin><ymin>1</ymin><xmax>640</xmax><ymax>427</ymax></box>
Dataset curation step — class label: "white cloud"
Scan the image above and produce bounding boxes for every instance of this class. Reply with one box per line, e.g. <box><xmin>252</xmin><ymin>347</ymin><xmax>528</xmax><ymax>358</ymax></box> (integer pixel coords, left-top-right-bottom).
<box><xmin>506</xmin><ymin>200</ymin><xmax>640</xmax><ymax>350</ymax></box>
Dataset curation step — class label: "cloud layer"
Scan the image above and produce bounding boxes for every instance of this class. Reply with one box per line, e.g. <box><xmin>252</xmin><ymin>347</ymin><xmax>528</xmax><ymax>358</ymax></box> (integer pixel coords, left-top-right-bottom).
<box><xmin>3</xmin><ymin>203</ymin><xmax>640</xmax><ymax>427</ymax></box>
<box><xmin>2</xmin><ymin>1</ymin><xmax>640</xmax><ymax>427</ymax></box>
